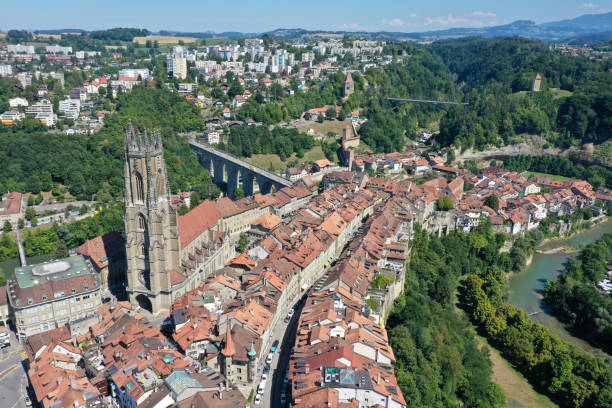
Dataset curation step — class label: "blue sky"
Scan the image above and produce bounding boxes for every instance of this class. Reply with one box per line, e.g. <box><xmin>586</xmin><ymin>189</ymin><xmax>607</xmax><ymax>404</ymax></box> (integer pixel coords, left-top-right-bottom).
<box><xmin>1</xmin><ymin>0</ymin><xmax>611</xmax><ymax>33</ymax></box>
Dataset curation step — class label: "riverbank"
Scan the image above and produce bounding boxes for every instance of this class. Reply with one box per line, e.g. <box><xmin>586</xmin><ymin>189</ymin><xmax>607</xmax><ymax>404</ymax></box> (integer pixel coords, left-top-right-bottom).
<box><xmin>507</xmin><ymin>218</ymin><xmax>612</xmax><ymax>358</ymax></box>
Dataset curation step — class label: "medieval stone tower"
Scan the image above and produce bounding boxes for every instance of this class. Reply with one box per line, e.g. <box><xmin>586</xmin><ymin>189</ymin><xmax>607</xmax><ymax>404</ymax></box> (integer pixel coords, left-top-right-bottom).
<box><xmin>124</xmin><ymin>122</ymin><xmax>181</xmax><ymax>314</ymax></box>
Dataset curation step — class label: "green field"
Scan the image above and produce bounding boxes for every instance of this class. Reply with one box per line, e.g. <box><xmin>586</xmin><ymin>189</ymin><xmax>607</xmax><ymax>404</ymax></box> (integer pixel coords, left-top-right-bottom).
<box><xmin>245</xmin><ymin>146</ymin><xmax>327</xmax><ymax>171</ymax></box>
<box><xmin>523</xmin><ymin>172</ymin><xmax>571</xmax><ymax>181</ymax></box>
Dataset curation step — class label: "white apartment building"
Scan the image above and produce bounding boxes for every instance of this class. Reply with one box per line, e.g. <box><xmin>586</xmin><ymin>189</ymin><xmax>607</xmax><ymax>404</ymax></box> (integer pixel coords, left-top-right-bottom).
<box><xmin>8</xmin><ymin>44</ymin><xmax>35</xmax><ymax>54</ymax></box>
<box><xmin>167</xmin><ymin>56</ymin><xmax>187</xmax><ymax>79</ymax></box>
<box><xmin>0</xmin><ymin>64</ymin><xmax>12</xmax><ymax>77</ymax></box>
<box><xmin>59</xmin><ymin>98</ymin><xmax>81</xmax><ymax>120</ymax></box>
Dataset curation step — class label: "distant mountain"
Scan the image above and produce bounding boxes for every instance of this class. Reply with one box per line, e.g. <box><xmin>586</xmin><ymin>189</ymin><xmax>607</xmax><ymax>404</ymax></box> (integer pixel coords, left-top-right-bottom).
<box><xmin>25</xmin><ymin>12</ymin><xmax>612</xmax><ymax>44</ymax></box>
<box><xmin>261</xmin><ymin>12</ymin><xmax>612</xmax><ymax>43</ymax></box>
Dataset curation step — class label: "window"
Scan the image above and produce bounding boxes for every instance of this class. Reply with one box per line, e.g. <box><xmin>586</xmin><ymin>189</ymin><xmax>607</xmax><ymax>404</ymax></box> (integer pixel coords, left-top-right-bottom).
<box><xmin>42</xmin><ymin>294</ymin><xmax>47</xmax><ymax>301</ymax></box>
<box><xmin>83</xmin><ymin>295</ymin><xmax>90</xmax><ymax>300</ymax></box>
<box><xmin>84</xmin><ymin>285</ymin><xmax>89</xmax><ymax>290</ymax></box>
<box><xmin>135</xmin><ymin>172</ymin><xmax>144</xmax><ymax>201</ymax></box>
<box><xmin>71</xmin><ymin>288</ymin><xmax>76</xmax><ymax>294</ymax></box>
<box><xmin>138</xmin><ymin>214</ymin><xmax>146</xmax><ymax>230</ymax></box>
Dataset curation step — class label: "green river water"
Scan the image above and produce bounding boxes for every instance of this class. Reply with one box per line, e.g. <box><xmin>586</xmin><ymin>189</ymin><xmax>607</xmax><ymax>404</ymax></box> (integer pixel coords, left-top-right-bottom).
<box><xmin>507</xmin><ymin>218</ymin><xmax>612</xmax><ymax>358</ymax></box>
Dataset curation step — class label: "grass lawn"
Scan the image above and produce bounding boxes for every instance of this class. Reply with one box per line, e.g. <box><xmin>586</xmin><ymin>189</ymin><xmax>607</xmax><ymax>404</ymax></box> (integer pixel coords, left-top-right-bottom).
<box><xmin>477</xmin><ymin>336</ymin><xmax>558</xmax><ymax>408</ymax></box>
<box><xmin>550</xmin><ymin>89</ymin><xmax>573</xmax><ymax>99</ymax></box>
<box><xmin>523</xmin><ymin>172</ymin><xmax>570</xmax><ymax>181</ymax></box>
<box><xmin>304</xmin><ymin>119</ymin><xmax>353</xmax><ymax>137</ymax></box>
<box><xmin>245</xmin><ymin>146</ymin><xmax>328</xmax><ymax>171</ymax></box>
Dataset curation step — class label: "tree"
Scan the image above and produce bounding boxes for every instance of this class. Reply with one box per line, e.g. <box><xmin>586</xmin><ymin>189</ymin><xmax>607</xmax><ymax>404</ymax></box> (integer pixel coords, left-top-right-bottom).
<box><xmin>25</xmin><ymin>207</ymin><xmax>36</xmax><ymax>221</ymax></box>
<box><xmin>233</xmin><ymin>187</ymin><xmax>245</xmax><ymax>200</ymax></box>
<box><xmin>317</xmin><ymin>114</ymin><xmax>324</xmax><ymax>123</ymax></box>
<box><xmin>326</xmin><ymin>107</ymin><xmax>337</xmax><ymax>120</ymax></box>
<box><xmin>239</xmin><ymin>233</ymin><xmax>249</xmax><ymax>252</ymax></box>
<box><xmin>17</xmin><ymin>218</ymin><xmax>24</xmax><ymax>230</ymax></box>
<box><xmin>436</xmin><ymin>196</ymin><xmax>454</xmax><ymax>211</ymax></box>
<box><xmin>2</xmin><ymin>221</ymin><xmax>12</xmax><ymax>233</ymax></box>
<box><xmin>484</xmin><ymin>195</ymin><xmax>500</xmax><ymax>211</ymax></box>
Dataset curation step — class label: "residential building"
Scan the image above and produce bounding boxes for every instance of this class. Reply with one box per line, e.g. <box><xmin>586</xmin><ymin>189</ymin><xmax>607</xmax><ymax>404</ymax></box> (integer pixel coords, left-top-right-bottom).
<box><xmin>168</xmin><ymin>56</ymin><xmax>188</xmax><ymax>79</ymax></box>
<box><xmin>76</xmin><ymin>231</ymin><xmax>126</xmax><ymax>290</ymax></box>
<box><xmin>0</xmin><ymin>191</ymin><xmax>23</xmax><ymax>228</ymax></box>
<box><xmin>118</xmin><ymin>68</ymin><xmax>150</xmax><ymax>80</ymax></box>
<box><xmin>25</xmin><ymin>99</ymin><xmax>54</xmax><ymax>116</ymax></box>
<box><xmin>8</xmin><ymin>44</ymin><xmax>35</xmax><ymax>54</ymax></box>
<box><xmin>59</xmin><ymin>98</ymin><xmax>81</xmax><ymax>120</ymax></box>
<box><xmin>1</xmin><ymin>110</ymin><xmax>25</xmax><ymax>125</ymax></box>
<box><xmin>0</xmin><ymin>64</ymin><xmax>12</xmax><ymax>77</ymax></box>
<box><xmin>8</xmin><ymin>97</ymin><xmax>28</xmax><ymax>108</ymax></box>
<box><xmin>7</xmin><ymin>255</ymin><xmax>103</xmax><ymax>342</ymax></box>
<box><xmin>45</xmin><ymin>45</ymin><xmax>72</xmax><ymax>54</ymax></box>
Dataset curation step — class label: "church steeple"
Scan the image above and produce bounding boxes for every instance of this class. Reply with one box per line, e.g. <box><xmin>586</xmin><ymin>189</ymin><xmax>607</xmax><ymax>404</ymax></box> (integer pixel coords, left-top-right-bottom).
<box><xmin>124</xmin><ymin>122</ymin><xmax>180</xmax><ymax>314</ymax></box>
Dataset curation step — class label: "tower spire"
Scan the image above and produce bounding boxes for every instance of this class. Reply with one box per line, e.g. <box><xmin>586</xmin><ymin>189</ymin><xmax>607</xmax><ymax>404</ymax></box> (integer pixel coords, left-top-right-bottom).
<box><xmin>221</xmin><ymin>323</ymin><xmax>236</xmax><ymax>357</ymax></box>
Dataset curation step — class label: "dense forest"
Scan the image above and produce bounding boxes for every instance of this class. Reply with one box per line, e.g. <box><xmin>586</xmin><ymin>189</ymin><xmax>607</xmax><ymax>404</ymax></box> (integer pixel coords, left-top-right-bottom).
<box><xmin>0</xmin><ymin>85</ymin><xmax>219</xmax><ymax>201</ymax></box>
<box><xmin>219</xmin><ymin>125</ymin><xmax>315</xmax><ymax>160</ymax></box>
<box><xmin>504</xmin><ymin>155</ymin><xmax>612</xmax><ymax>189</ymax></box>
<box><xmin>544</xmin><ymin>234</ymin><xmax>612</xmax><ymax>354</ymax></box>
<box><xmin>457</xmin><ymin>223</ymin><xmax>612</xmax><ymax>408</ymax></box>
<box><xmin>430</xmin><ymin>37</ymin><xmax>612</xmax><ymax>149</ymax></box>
<box><xmin>387</xmin><ymin>224</ymin><xmax>505</xmax><ymax>407</ymax></box>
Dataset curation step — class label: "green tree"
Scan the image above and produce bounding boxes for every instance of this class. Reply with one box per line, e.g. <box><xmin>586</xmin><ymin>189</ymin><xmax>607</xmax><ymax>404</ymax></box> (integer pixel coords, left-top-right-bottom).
<box><xmin>233</xmin><ymin>187</ymin><xmax>245</xmax><ymax>200</ymax></box>
<box><xmin>17</xmin><ymin>218</ymin><xmax>24</xmax><ymax>230</ymax></box>
<box><xmin>326</xmin><ymin>107</ymin><xmax>337</xmax><ymax>120</ymax></box>
<box><xmin>436</xmin><ymin>196</ymin><xmax>454</xmax><ymax>211</ymax></box>
<box><xmin>2</xmin><ymin>221</ymin><xmax>12</xmax><ymax>233</ymax></box>
<box><xmin>239</xmin><ymin>233</ymin><xmax>249</xmax><ymax>252</ymax></box>
<box><xmin>484</xmin><ymin>195</ymin><xmax>500</xmax><ymax>211</ymax></box>
<box><xmin>25</xmin><ymin>207</ymin><xmax>36</xmax><ymax>221</ymax></box>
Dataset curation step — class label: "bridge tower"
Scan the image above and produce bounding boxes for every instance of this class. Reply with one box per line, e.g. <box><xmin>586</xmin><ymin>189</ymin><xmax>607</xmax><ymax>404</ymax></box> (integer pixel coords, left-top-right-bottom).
<box><xmin>124</xmin><ymin>122</ymin><xmax>180</xmax><ymax>314</ymax></box>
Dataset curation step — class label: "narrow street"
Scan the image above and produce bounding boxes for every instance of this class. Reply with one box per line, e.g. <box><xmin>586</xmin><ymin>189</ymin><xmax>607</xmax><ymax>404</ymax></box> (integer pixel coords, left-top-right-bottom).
<box><xmin>260</xmin><ymin>294</ymin><xmax>307</xmax><ymax>408</ymax></box>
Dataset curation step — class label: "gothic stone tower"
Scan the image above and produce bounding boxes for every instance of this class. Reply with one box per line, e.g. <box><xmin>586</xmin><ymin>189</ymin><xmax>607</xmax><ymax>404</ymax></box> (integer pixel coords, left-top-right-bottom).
<box><xmin>124</xmin><ymin>122</ymin><xmax>181</xmax><ymax>314</ymax></box>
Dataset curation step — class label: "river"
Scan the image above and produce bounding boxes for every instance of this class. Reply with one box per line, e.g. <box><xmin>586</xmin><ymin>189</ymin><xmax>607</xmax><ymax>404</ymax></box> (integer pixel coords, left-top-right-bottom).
<box><xmin>507</xmin><ymin>218</ymin><xmax>612</xmax><ymax>358</ymax></box>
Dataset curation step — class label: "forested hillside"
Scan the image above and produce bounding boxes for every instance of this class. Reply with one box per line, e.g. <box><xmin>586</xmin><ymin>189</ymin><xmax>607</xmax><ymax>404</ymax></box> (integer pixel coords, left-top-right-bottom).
<box><xmin>429</xmin><ymin>37</ymin><xmax>612</xmax><ymax>149</ymax></box>
<box><xmin>387</xmin><ymin>225</ymin><xmax>505</xmax><ymax>407</ymax></box>
<box><xmin>0</xmin><ymin>85</ymin><xmax>219</xmax><ymax>201</ymax></box>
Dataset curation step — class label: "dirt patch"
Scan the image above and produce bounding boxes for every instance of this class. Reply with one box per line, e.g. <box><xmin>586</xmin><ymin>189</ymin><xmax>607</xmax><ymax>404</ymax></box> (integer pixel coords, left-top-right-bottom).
<box><xmin>133</xmin><ymin>35</ymin><xmax>200</xmax><ymax>45</ymax></box>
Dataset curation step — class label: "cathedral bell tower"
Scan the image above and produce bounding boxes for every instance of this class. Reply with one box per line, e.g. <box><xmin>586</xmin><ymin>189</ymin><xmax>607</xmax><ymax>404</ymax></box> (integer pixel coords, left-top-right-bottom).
<box><xmin>124</xmin><ymin>122</ymin><xmax>180</xmax><ymax>314</ymax></box>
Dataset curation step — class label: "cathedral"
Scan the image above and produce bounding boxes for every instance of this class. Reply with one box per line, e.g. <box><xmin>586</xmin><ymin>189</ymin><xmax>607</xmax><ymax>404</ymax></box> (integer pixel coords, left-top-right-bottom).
<box><xmin>123</xmin><ymin>123</ymin><xmax>233</xmax><ymax>314</ymax></box>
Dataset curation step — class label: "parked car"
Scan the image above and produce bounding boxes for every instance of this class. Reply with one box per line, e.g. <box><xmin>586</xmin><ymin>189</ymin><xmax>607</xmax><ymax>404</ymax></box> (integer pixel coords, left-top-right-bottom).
<box><xmin>254</xmin><ymin>394</ymin><xmax>262</xmax><ymax>405</ymax></box>
<box><xmin>287</xmin><ymin>308</ymin><xmax>294</xmax><ymax>318</ymax></box>
<box><xmin>257</xmin><ymin>380</ymin><xmax>266</xmax><ymax>394</ymax></box>
<box><xmin>270</xmin><ymin>340</ymin><xmax>279</xmax><ymax>353</ymax></box>
<box><xmin>266</xmin><ymin>352</ymin><xmax>274</xmax><ymax>365</ymax></box>
<box><xmin>25</xmin><ymin>396</ymin><xmax>32</xmax><ymax>407</ymax></box>
<box><xmin>261</xmin><ymin>373</ymin><xmax>268</xmax><ymax>382</ymax></box>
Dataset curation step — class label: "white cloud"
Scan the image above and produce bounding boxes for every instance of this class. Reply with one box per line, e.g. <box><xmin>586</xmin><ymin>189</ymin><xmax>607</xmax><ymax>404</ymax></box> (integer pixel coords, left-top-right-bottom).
<box><xmin>423</xmin><ymin>12</ymin><xmax>498</xmax><ymax>28</ymax></box>
<box><xmin>471</xmin><ymin>11</ymin><xmax>496</xmax><ymax>18</ymax></box>
<box><xmin>578</xmin><ymin>2</ymin><xmax>597</xmax><ymax>8</ymax></box>
<box><xmin>408</xmin><ymin>13</ymin><xmax>417</xmax><ymax>18</ymax></box>
<box><xmin>339</xmin><ymin>23</ymin><xmax>361</xmax><ymax>30</ymax></box>
<box><xmin>382</xmin><ymin>18</ymin><xmax>405</xmax><ymax>27</ymax></box>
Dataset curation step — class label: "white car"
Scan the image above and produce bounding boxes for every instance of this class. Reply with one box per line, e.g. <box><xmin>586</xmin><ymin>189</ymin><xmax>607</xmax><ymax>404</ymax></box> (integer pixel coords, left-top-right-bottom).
<box><xmin>257</xmin><ymin>380</ymin><xmax>266</xmax><ymax>394</ymax></box>
<box><xmin>266</xmin><ymin>352</ymin><xmax>274</xmax><ymax>364</ymax></box>
<box><xmin>287</xmin><ymin>309</ymin><xmax>294</xmax><ymax>318</ymax></box>
<box><xmin>261</xmin><ymin>373</ymin><xmax>268</xmax><ymax>382</ymax></box>
<box><xmin>254</xmin><ymin>394</ymin><xmax>262</xmax><ymax>405</ymax></box>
